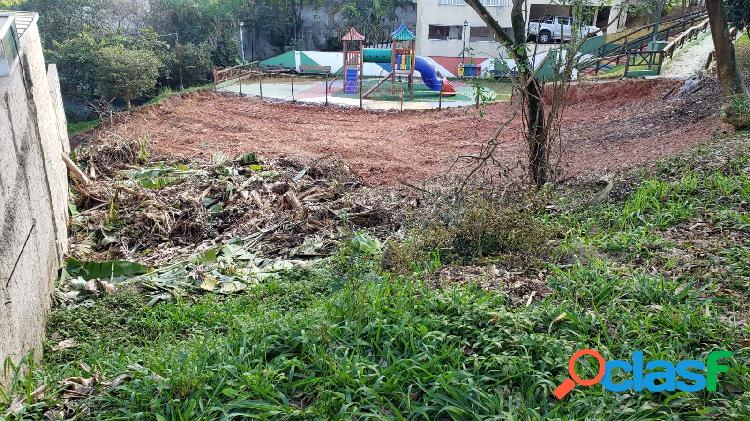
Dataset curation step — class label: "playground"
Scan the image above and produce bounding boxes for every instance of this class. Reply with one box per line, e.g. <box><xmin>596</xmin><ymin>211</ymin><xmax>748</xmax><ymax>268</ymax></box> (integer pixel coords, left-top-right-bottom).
<box><xmin>106</xmin><ymin>20</ymin><xmax>741</xmax><ymax>185</ymax></box>
<box><xmin>216</xmin><ymin>25</ymin><xmax>509</xmax><ymax>110</ymax></box>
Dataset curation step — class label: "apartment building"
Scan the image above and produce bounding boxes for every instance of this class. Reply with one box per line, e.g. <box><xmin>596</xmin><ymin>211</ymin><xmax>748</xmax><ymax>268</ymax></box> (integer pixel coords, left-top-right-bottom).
<box><xmin>415</xmin><ymin>0</ymin><xmax>627</xmax><ymax>58</ymax></box>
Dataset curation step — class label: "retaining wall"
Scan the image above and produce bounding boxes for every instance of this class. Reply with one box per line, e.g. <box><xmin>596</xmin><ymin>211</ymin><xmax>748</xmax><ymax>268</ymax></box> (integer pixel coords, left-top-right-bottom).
<box><xmin>0</xmin><ymin>14</ymin><xmax>69</xmax><ymax>386</ymax></box>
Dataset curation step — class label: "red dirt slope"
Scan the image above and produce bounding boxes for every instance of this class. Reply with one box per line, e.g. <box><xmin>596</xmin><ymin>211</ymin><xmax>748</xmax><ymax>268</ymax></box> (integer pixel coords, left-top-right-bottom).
<box><xmin>97</xmin><ymin>78</ymin><xmax>729</xmax><ymax>185</ymax></box>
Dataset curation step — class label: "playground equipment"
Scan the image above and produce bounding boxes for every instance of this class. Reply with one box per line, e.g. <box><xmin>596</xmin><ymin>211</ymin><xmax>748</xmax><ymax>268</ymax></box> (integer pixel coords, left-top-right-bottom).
<box><xmin>337</xmin><ymin>24</ymin><xmax>456</xmax><ymax>99</ymax></box>
<box><xmin>341</xmin><ymin>27</ymin><xmax>365</xmax><ymax>95</ymax></box>
<box><xmin>363</xmin><ymin>24</ymin><xmax>456</xmax><ymax>98</ymax></box>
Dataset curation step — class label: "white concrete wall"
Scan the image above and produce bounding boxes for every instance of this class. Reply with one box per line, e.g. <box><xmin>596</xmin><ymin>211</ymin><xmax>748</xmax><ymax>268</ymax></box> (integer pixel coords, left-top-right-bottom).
<box><xmin>415</xmin><ymin>0</ymin><xmax>626</xmax><ymax>57</ymax></box>
<box><xmin>0</xmin><ymin>14</ymin><xmax>69</xmax><ymax>386</ymax></box>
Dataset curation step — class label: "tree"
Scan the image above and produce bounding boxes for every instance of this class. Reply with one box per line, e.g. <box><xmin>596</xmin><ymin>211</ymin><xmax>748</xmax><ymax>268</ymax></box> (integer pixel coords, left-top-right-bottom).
<box><xmin>464</xmin><ymin>0</ymin><xmax>548</xmax><ymax>187</ymax></box>
<box><xmin>333</xmin><ymin>0</ymin><xmax>415</xmax><ymax>45</ymax></box>
<box><xmin>706</xmin><ymin>0</ymin><xmax>749</xmax><ymax>128</ymax></box>
<box><xmin>725</xmin><ymin>0</ymin><xmax>750</xmax><ymax>38</ymax></box>
<box><xmin>175</xmin><ymin>42</ymin><xmax>213</xmax><ymax>86</ymax></box>
<box><xmin>211</xmin><ymin>31</ymin><xmax>241</xmax><ymax>67</ymax></box>
<box><xmin>48</xmin><ymin>32</ymin><xmax>106</xmax><ymax>96</ymax></box>
<box><xmin>96</xmin><ymin>45</ymin><xmax>163</xmax><ymax>109</ymax></box>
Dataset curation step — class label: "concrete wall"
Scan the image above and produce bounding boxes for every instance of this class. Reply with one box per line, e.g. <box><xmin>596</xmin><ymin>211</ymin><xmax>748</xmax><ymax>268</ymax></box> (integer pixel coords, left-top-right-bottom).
<box><xmin>415</xmin><ymin>0</ymin><xmax>626</xmax><ymax>57</ymax></box>
<box><xmin>0</xmin><ymin>14</ymin><xmax>69</xmax><ymax>386</ymax></box>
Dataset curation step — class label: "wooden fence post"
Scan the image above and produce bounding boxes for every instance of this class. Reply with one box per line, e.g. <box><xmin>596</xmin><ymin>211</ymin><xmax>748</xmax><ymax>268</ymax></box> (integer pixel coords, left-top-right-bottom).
<box><xmin>325</xmin><ymin>76</ymin><xmax>329</xmax><ymax>106</ymax></box>
<box><xmin>259</xmin><ymin>73</ymin><xmax>264</xmax><ymax>99</ymax></box>
<box><xmin>291</xmin><ymin>75</ymin><xmax>295</xmax><ymax>102</ymax></box>
<box><xmin>438</xmin><ymin>87</ymin><xmax>443</xmax><ymax>111</ymax></box>
<box><xmin>400</xmin><ymin>83</ymin><xmax>404</xmax><ymax>112</ymax></box>
<box><xmin>623</xmin><ymin>53</ymin><xmax>630</xmax><ymax>79</ymax></box>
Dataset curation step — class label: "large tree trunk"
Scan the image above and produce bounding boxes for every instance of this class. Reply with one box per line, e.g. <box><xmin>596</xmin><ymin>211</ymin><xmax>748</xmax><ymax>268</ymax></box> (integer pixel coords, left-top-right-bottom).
<box><xmin>705</xmin><ymin>0</ymin><xmax>748</xmax><ymax>97</ymax></box>
<box><xmin>465</xmin><ymin>0</ymin><xmax>548</xmax><ymax>187</ymax></box>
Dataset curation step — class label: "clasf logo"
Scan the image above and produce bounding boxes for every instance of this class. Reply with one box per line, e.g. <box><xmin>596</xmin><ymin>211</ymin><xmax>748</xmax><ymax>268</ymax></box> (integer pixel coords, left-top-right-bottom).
<box><xmin>553</xmin><ymin>349</ymin><xmax>732</xmax><ymax>399</ymax></box>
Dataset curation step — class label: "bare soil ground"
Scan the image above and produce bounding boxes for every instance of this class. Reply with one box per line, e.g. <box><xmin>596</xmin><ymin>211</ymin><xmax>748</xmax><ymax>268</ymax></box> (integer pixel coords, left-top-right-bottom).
<box><xmin>84</xmin><ymin>78</ymin><xmax>731</xmax><ymax>186</ymax></box>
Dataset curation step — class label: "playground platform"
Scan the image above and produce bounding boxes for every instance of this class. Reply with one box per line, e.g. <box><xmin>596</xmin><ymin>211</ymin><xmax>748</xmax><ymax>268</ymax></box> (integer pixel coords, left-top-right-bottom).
<box><xmin>218</xmin><ymin>77</ymin><xmax>509</xmax><ymax>111</ymax></box>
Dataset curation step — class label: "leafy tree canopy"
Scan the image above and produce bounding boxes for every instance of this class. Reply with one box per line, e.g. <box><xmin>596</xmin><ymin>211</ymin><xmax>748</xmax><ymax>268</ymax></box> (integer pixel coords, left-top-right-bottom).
<box><xmin>96</xmin><ymin>44</ymin><xmax>163</xmax><ymax>108</ymax></box>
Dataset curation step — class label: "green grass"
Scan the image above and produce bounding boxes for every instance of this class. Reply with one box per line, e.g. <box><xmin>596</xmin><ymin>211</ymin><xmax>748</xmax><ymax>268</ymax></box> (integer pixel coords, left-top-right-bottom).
<box><xmin>146</xmin><ymin>83</ymin><xmax>214</xmax><ymax>106</ymax></box>
<box><xmin>3</xmin><ymin>134</ymin><xmax>750</xmax><ymax>419</ymax></box>
<box><xmin>67</xmin><ymin>119</ymin><xmax>100</xmax><ymax>136</ymax></box>
<box><xmin>736</xmin><ymin>32</ymin><xmax>750</xmax><ymax>74</ymax></box>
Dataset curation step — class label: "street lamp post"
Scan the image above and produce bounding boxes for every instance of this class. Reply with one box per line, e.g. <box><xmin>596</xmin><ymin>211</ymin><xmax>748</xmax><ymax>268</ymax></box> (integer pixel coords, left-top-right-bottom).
<box><xmin>462</xmin><ymin>20</ymin><xmax>468</xmax><ymax>63</ymax></box>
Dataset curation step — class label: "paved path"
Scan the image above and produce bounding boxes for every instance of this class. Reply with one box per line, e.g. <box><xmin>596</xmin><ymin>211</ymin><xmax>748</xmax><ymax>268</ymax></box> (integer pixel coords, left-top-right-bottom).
<box><xmin>660</xmin><ymin>31</ymin><xmax>714</xmax><ymax>78</ymax></box>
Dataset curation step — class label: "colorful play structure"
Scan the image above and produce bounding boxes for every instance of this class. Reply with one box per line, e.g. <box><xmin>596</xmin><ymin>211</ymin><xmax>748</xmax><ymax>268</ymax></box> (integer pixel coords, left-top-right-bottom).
<box><xmin>337</xmin><ymin>24</ymin><xmax>457</xmax><ymax>99</ymax></box>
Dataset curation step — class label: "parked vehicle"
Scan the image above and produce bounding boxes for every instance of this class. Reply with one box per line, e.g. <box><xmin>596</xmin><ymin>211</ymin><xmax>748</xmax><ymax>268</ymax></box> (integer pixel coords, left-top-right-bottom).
<box><xmin>527</xmin><ymin>16</ymin><xmax>601</xmax><ymax>44</ymax></box>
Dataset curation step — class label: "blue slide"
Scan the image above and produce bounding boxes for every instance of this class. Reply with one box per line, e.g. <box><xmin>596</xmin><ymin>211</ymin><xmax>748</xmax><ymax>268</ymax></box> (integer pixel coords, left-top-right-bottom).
<box><xmin>363</xmin><ymin>48</ymin><xmax>444</xmax><ymax>91</ymax></box>
<box><xmin>414</xmin><ymin>56</ymin><xmax>443</xmax><ymax>91</ymax></box>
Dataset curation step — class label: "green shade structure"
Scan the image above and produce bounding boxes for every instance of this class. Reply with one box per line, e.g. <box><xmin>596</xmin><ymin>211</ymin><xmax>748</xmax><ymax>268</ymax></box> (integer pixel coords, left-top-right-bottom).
<box><xmin>391</xmin><ymin>23</ymin><xmax>416</xmax><ymax>41</ymax></box>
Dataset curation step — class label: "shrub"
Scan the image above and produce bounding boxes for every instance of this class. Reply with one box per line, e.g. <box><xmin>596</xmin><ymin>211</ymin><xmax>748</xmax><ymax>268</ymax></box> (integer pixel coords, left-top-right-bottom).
<box><xmin>722</xmin><ymin>94</ymin><xmax>750</xmax><ymax>130</ymax></box>
<box><xmin>175</xmin><ymin>42</ymin><xmax>213</xmax><ymax>87</ymax></box>
<box><xmin>383</xmin><ymin>195</ymin><xmax>550</xmax><ymax>272</ymax></box>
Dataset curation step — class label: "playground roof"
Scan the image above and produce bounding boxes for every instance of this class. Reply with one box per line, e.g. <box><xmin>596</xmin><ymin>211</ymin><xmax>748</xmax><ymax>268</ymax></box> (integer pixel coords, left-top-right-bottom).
<box><xmin>341</xmin><ymin>27</ymin><xmax>365</xmax><ymax>41</ymax></box>
<box><xmin>391</xmin><ymin>23</ymin><xmax>416</xmax><ymax>41</ymax></box>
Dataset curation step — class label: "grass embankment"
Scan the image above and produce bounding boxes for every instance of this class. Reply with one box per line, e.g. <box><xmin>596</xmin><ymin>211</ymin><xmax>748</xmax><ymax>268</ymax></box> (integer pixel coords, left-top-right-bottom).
<box><xmin>66</xmin><ymin>84</ymin><xmax>214</xmax><ymax>137</ymax></box>
<box><xmin>3</xmin><ymin>134</ymin><xmax>750</xmax><ymax>419</ymax></box>
<box><xmin>67</xmin><ymin>120</ymin><xmax>100</xmax><ymax>136</ymax></box>
<box><xmin>736</xmin><ymin>32</ymin><xmax>749</xmax><ymax>74</ymax></box>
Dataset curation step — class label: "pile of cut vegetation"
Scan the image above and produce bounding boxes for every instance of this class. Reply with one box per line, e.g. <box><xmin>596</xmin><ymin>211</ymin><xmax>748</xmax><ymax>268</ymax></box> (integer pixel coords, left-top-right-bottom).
<box><xmin>59</xmin><ymin>133</ymin><xmax>405</xmax><ymax>305</ymax></box>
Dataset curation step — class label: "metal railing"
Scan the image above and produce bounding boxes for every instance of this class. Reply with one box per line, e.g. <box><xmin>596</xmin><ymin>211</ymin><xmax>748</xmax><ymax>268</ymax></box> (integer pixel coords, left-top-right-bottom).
<box><xmin>623</xmin><ymin>50</ymin><xmax>665</xmax><ymax>76</ymax></box>
<box><xmin>579</xmin><ymin>8</ymin><xmax>709</xmax><ymax>75</ymax></box>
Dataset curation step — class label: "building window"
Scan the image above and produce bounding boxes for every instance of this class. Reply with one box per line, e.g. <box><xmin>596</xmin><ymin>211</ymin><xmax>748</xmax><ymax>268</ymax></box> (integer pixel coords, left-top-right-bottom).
<box><xmin>428</xmin><ymin>25</ymin><xmax>463</xmax><ymax>40</ymax></box>
<box><xmin>469</xmin><ymin>26</ymin><xmax>495</xmax><ymax>42</ymax></box>
<box><xmin>469</xmin><ymin>26</ymin><xmax>514</xmax><ymax>42</ymax></box>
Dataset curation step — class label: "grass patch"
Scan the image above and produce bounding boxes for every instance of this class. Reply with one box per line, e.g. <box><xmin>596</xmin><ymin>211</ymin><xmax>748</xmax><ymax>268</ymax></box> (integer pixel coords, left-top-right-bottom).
<box><xmin>146</xmin><ymin>83</ymin><xmax>214</xmax><ymax>106</ymax></box>
<box><xmin>67</xmin><ymin>119</ymin><xmax>100</xmax><ymax>136</ymax></box>
<box><xmin>737</xmin><ymin>33</ymin><xmax>750</xmax><ymax>73</ymax></box>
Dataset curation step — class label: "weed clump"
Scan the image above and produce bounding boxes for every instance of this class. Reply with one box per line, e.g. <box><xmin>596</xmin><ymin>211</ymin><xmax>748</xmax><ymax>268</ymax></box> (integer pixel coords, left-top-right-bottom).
<box><xmin>722</xmin><ymin>94</ymin><xmax>750</xmax><ymax>130</ymax></box>
<box><xmin>383</xmin><ymin>194</ymin><xmax>551</xmax><ymax>272</ymax></box>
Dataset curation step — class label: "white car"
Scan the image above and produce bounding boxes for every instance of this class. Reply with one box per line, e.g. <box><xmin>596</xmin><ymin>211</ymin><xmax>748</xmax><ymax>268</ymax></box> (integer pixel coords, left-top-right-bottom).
<box><xmin>527</xmin><ymin>16</ymin><xmax>601</xmax><ymax>44</ymax></box>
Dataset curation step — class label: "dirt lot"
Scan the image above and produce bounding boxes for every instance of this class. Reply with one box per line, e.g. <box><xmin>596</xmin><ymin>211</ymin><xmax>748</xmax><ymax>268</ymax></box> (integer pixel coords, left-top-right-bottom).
<box><xmin>90</xmin><ymin>78</ymin><xmax>730</xmax><ymax>185</ymax></box>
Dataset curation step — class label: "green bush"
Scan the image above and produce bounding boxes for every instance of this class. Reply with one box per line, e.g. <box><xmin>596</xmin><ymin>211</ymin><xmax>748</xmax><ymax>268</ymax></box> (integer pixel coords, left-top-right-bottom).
<box><xmin>722</xmin><ymin>94</ymin><xmax>750</xmax><ymax>130</ymax></box>
<box><xmin>96</xmin><ymin>45</ymin><xmax>163</xmax><ymax>108</ymax></box>
<box><xmin>383</xmin><ymin>195</ymin><xmax>551</xmax><ymax>272</ymax></box>
<box><xmin>174</xmin><ymin>42</ymin><xmax>213</xmax><ymax>87</ymax></box>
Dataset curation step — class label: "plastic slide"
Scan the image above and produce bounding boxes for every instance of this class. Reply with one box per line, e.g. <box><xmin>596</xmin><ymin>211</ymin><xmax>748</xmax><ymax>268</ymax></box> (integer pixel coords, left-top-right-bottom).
<box><xmin>413</xmin><ymin>55</ymin><xmax>442</xmax><ymax>91</ymax></box>
<box><xmin>363</xmin><ymin>49</ymin><xmax>456</xmax><ymax>96</ymax></box>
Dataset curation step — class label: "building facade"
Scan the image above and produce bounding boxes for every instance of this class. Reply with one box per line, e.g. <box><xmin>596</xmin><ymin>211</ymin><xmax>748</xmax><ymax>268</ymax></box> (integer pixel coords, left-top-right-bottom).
<box><xmin>415</xmin><ymin>0</ymin><xmax>627</xmax><ymax>58</ymax></box>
